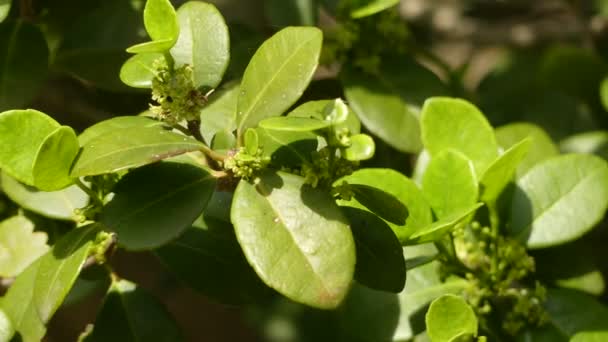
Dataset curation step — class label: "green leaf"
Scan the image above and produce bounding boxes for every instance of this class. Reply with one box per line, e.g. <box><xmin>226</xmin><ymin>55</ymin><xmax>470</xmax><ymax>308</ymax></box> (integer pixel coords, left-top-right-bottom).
<box><xmin>1</xmin><ymin>172</ymin><xmax>88</xmax><ymax>220</ymax></box>
<box><xmin>288</xmin><ymin>99</ymin><xmax>361</xmax><ymax>134</ymax></box>
<box><xmin>78</xmin><ymin>116</ymin><xmax>163</xmax><ymax>146</ymax></box>
<box><xmin>480</xmin><ymin>138</ymin><xmax>530</xmax><ymax>203</ymax></box>
<box><xmin>495</xmin><ymin>123</ymin><xmax>558</xmax><ymax>177</ymax></box>
<box><xmin>408</xmin><ymin>204</ymin><xmax>483</xmax><ymax>245</ymax></box>
<box><xmin>600</xmin><ymin>76</ymin><xmax>608</xmax><ymax>111</ymax></box>
<box><xmin>571</xmin><ymin>331</ymin><xmax>608</xmax><ymax>342</ymax></box>
<box><xmin>342</xmin><ymin>66</ymin><xmax>422</xmax><ymax>153</ymax></box>
<box><xmin>0</xmin><ymin>215</ymin><xmax>48</xmax><ymax>277</ymax></box>
<box><xmin>71</xmin><ymin>126</ymin><xmax>205</xmax><ymax>177</ymax></box>
<box><xmin>350</xmin><ymin>0</ymin><xmax>400</xmax><ymax>18</ymax></box>
<box><xmin>211</xmin><ymin>130</ymin><xmax>236</xmax><ymax>152</ymax></box>
<box><xmin>236</xmin><ymin>27</ymin><xmax>322</xmax><ymax>135</ymax></box>
<box><xmin>82</xmin><ymin>279</ymin><xmax>184</xmax><ymax>342</ymax></box>
<box><xmin>0</xmin><ymin>259</ymin><xmax>46</xmax><ymax>342</ymax></box>
<box><xmin>349</xmin><ymin>184</ymin><xmax>408</xmax><ymax>225</ymax></box>
<box><xmin>231</xmin><ymin>171</ymin><xmax>355</xmax><ymax>309</ymax></box>
<box><xmin>100</xmin><ymin>162</ymin><xmax>216</xmax><ymax>250</ymax></box>
<box><xmin>119</xmin><ymin>52</ymin><xmax>163</xmax><ymax>88</ymax></box>
<box><xmin>0</xmin><ymin>307</ymin><xmax>13</xmax><ymax>342</ymax></box>
<box><xmin>32</xmin><ymin>126</ymin><xmax>80</xmax><ymax>191</ymax></box>
<box><xmin>560</xmin><ymin>131</ymin><xmax>608</xmax><ymax>161</ymax></box>
<box><xmin>0</xmin><ymin>109</ymin><xmax>59</xmax><ymax>185</ymax></box>
<box><xmin>425</xmin><ymin>294</ymin><xmax>478</xmax><ymax>342</ymax></box>
<box><xmin>543</xmin><ymin>288</ymin><xmax>608</xmax><ymax>338</ymax></box>
<box><xmin>0</xmin><ymin>21</ymin><xmax>48</xmax><ymax>110</ymax></box>
<box><xmin>336</xmin><ymin>168</ymin><xmax>433</xmax><ymax>243</ymax></box>
<box><xmin>126</xmin><ymin>0</ymin><xmax>178</xmax><ymax>53</ymax></box>
<box><xmin>155</xmin><ymin>216</ymin><xmax>271</xmax><ymax>304</ymax></box>
<box><xmin>170</xmin><ymin>1</ymin><xmax>230</xmax><ymax>89</ymax></box>
<box><xmin>244</xmin><ymin>128</ymin><xmax>259</xmax><ymax>155</ymax></box>
<box><xmin>34</xmin><ymin>225</ymin><xmax>99</xmax><ymax>323</ymax></box>
<box><xmin>341</xmin><ymin>207</ymin><xmax>406</xmax><ymax>292</ymax></box>
<box><xmin>422</xmin><ymin>149</ymin><xmax>478</xmax><ymax>219</ymax></box>
<box><xmin>256</xmin><ymin>126</ymin><xmax>318</xmax><ymax>167</ymax></box>
<box><xmin>199</xmin><ymin>82</ymin><xmax>239</xmax><ymax>144</ymax></box>
<box><xmin>343</xmin><ymin>134</ymin><xmax>375</xmax><ymax>161</ymax></box>
<box><xmin>259</xmin><ymin>116</ymin><xmax>330</xmax><ymax>132</ymax></box>
<box><xmin>264</xmin><ymin>0</ymin><xmax>317</xmax><ymax>26</ymax></box>
<box><xmin>0</xmin><ymin>0</ymin><xmax>10</xmax><ymax>23</ymax></box>
<box><xmin>421</xmin><ymin>97</ymin><xmax>499</xmax><ymax>176</ymax></box>
<box><xmin>510</xmin><ymin>154</ymin><xmax>608</xmax><ymax>248</ymax></box>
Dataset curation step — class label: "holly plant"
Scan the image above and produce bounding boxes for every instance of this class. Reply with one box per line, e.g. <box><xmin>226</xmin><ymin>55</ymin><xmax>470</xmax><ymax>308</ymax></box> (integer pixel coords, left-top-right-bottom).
<box><xmin>0</xmin><ymin>0</ymin><xmax>607</xmax><ymax>341</ymax></box>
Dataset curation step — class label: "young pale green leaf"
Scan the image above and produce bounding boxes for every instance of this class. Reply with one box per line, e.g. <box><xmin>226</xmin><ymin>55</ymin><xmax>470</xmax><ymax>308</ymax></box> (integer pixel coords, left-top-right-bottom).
<box><xmin>259</xmin><ymin>116</ymin><xmax>331</xmax><ymax>132</ymax></box>
<box><xmin>211</xmin><ymin>130</ymin><xmax>236</xmax><ymax>152</ymax></box>
<box><xmin>0</xmin><ymin>21</ymin><xmax>48</xmax><ymax>111</ymax></box>
<box><xmin>1</xmin><ymin>259</ymin><xmax>46</xmax><ymax>342</ymax></box>
<box><xmin>337</xmin><ymin>168</ymin><xmax>433</xmax><ymax>243</ymax></box>
<box><xmin>0</xmin><ymin>109</ymin><xmax>59</xmax><ymax>185</ymax></box>
<box><xmin>126</xmin><ymin>0</ymin><xmax>179</xmax><ymax>53</ymax></box>
<box><xmin>78</xmin><ymin>116</ymin><xmax>163</xmax><ymax>146</ymax></box>
<box><xmin>231</xmin><ymin>171</ymin><xmax>355</xmax><ymax>309</ymax></box>
<box><xmin>155</xmin><ymin>216</ymin><xmax>271</xmax><ymax>304</ymax></box>
<box><xmin>342</xmin><ymin>66</ymin><xmax>422</xmax><ymax>153</ymax></box>
<box><xmin>407</xmin><ymin>204</ymin><xmax>483</xmax><ymax>245</ymax></box>
<box><xmin>100</xmin><ymin>162</ymin><xmax>215</xmax><ymax>250</ymax></box>
<box><xmin>119</xmin><ymin>52</ymin><xmax>164</xmax><ymax>88</ymax></box>
<box><xmin>480</xmin><ymin>138</ymin><xmax>530</xmax><ymax>203</ymax></box>
<box><xmin>0</xmin><ymin>307</ymin><xmax>12</xmax><ymax>342</ymax></box>
<box><xmin>350</xmin><ymin>0</ymin><xmax>400</xmax><ymax>18</ymax></box>
<box><xmin>0</xmin><ymin>0</ymin><xmax>10</xmax><ymax>22</ymax></box>
<box><xmin>170</xmin><ymin>1</ymin><xmax>229</xmax><ymax>89</ymax></box>
<box><xmin>256</xmin><ymin>127</ymin><xmax>318</xmax><ymax>167</ymax></box>
<box><xmin>343</xmin><ymin>134</ymin><xmax>375</xmax><ymax>161</ymax></box>
<box><xmin>495</xmin><ymin>123</ymin><xmax>558</xmax><ymax>177</ymax></box>
<box><xmin>425</xmin><ymin>294</ymin><xmax>478</xmax><ymax>342</ymax></box>
<box><xmin>288</xmin><ymin>99</ymin><xmax>361</xmax><ymax>134</ymax></box>
<box><xmin>422</xmin><ymin>149</ymin><xmax>478</xmax><ymax>219</ymax></box>
<box><xmin>71</xmin><ymin>126</ymin><xmax>205</xmax><ymax>177</ymax></box>
<box><xmin>236</xmin><ymin>27</ymin><xmax>322</xmax><ymax>136</ymax></box>
<box><xmin>244</xmin><ymin>128</ymin><xmax>259</xmax><ymax>155</ymax></box>
<box><xmin>341</xmin><ymin>207</ymin><xmax>406</xmax><ymax>292</ymax></box>
<box><xmin>1</xmin><ymin>172</ymin><xmax>88</xmax><ymax>221</ymax></box>
<box><xmin>34</xmin><ymin>224</ymin><xmax>100</xmax><ymax>323</ymax></box>
<box><xmin>421</xmin><ymin>97</ymin><xmax>499</xmax><ymax>176</ymax></box>
<box><xmin>199</xmin><ymin>82</ymin><xmax>239</xmax><ymax>143</ymax></box>
<box><xmin>560</xmin><ymin>131</ymin><xmax>608</xmax><ymax>160</ymax></box>
<box><xmin>543</xmin><ymin>288</ymin><xmax>608</xmax><ymax>339</ymax></box>
<box><xmin>0</xmin><ymin>215</ymin><xmax>48</xmax><ymax>277</ymax></box>
<box><xmin>510</xmin><ymin>154</ymin><xmax>608</xmax><ymax>248</ymax></box>
<box><xmin>81</xmin><ymin>279</ymin><xmax>183</xmax><ymax>342</ymax></box>
<box><xmin>571</xmin><ymin>331</ymin><xmax>608</xmax><ymax>342</ymax></box>
<box><xmin>32</xmin><ymin>126</ymin><xmax>80</xmax><ymax>191</ymax></box>
<box><xmin>264</xmin><ymin>0</ymin><xmax>317</xmax><ymax>26</ymax></box>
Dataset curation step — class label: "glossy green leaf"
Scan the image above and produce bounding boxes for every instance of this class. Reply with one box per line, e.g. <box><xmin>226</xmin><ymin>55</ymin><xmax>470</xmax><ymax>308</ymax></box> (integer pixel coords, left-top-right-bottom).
<box><xmin>78</xmin><ymin>116</ymin><xmax>163</xmax><ymax>146</ymax></box>
<box><xmin>0</xmin><ymin>21</ymin><xmax>48</xmax><ymax>111</ymax></box>
<box><xmin>543</xmin><ymin>288</ymin><xmax>608</xmax><ymax>339</ymax></box>
<box><xmin>82</xmin><ymin>279</ymin><xmax>183</xmax><ymax>342</ymax></box>
<box><xmin>288</xmin><ymin>99</ymin><xmax>361</xmax><ymax>134</ymax></box>
<box><xmin>100</xmin><ymin>162</ymin><xmax>215</xmax><ymax>250</ymax></box>
<box><xmin>231</xmin><ymin>171</ymin><xmax>355</xmax><ymax>309</ymax></box>
<box><xmin>259</xmin><ymin>116</ymin><xmax>330</xmax><ymax>132</ymax></box>
<box><xmin>341</xmin><ymin>207</ymin><xmax>406</xmax><ymax>292</ymax></box>
<box><xmin>342</xmin><ymin>66</ymin><xmax>422</xmax><ymax>153</ymax></box>
<box><xmin>408</xmin><ymin>204</ymin><xmax>483</xmax><ymax>245</ymax></box>
<box><xmin>199</xmin><ymin>82</ymin><xmax>239</xmax><ymax>143</ymax></box>
<box><xmin>1</xmin><ymin>172</ymin><xmax>88</xmax><ymax>221</ymax></box>
<box><xmin>349</xmin><ymin>184</ymin><xmax>408</xmax><ymax>225</ymax></box>
<box><xmin>0</xmin><ymin>215</ymin><xmax>48</xmax><ymax>277</ymax></box>
<box><xmin>0</xmin><ymin>109</ymin><xmax>59</xmax><ymax>185</ymax></box>
<box><xmin>236</xmin><ymin>27</ymin><xmax>322</xmax><ymax>135</ymax></box>
<box><xmin>126</xmin><ymin>0</ymin><xmax>178</xmax><ymax>53</ymax></box>
<box><xmin>350</xmin><ymin>0</ymin><xmax>400</xmax><ymax>18</ymax></box>
<box><xmin>244</xmin><ymin>128</ymin><xmax>259</xmax><ymax>155</ymax></box>
<box><xmin>71</xmin><ymin>126</ymin><xmax>205</xmax><ymax>177</ymax></box>
<box><xmin>480</xmin><ymin>138</ymin><xmax>530</xmax><ymax>203</ymax></box>
<box><xmin>119</xmin><ymin>52</ymin><xmax>164</xmax><ymax>88</ymax></box>
<box><xmin>32</xmin><ymin>126</ymin><xmax>80</xmax><ymax>191</ymax></box>
<box><xmin>264</xmin><ymin>0</ymin><xmax>317</xmax><ymax>26</ymax></box>
<box><xmin>510</xmin><ymin>154</ymin><xmax>608</xmax><ymax>248</ymax></box>
<box><xmin>571</xmin><ymin>331</ymin><xmax>608</xmax><ymax>342</ymax></box>
<box><xmin>155</xmin><ymin>216</ymin><xmax>271</xmax><ymax>304</ymax></box>
<box><xmin>426</xmin><ymin>294</ymin><xmax>478</xmax><ymax>342</ymax></box>
<box><xmin>1</xmin><ymin>259</ymin><xmax>46</xmax><ymax>342</ymax></box>
<box><xmin>560</xmin><ymin>131</ymin><xmax>608</xmax><ymax>160</ymax></box>
<box><xmin>422</xmin><ymin>149</ymin><xmax>478</xmax><ymax>219</ymax></box>
<box><xmin>211</xmin><ymin>130</ymin><xmax>236</xmax><ymax>152</ymax></box>
<box><xmin>421</xmin><ymin>97</ymin><xmax>499</xmax><ymax>176</ymax></box>
<box><xmin>0</xmin><ymin>0</ymin><xmax>10</xmax><ymax>23</ymax></box>
<box><xmin>343</xmin><ymin>134</ymin><xmax>375</xmax><ymax>161</ymax></box>
<box><xmin>495</xmin><ymin>123</ymin><xmax>558</xmax><ymax>177</ymax></box>
<box><xmin>256</xmin><ymin>126</ymin><xmax>318</xmax><ymax>167</ymax></box>
<box><xmin>170</xmin><ymin>1</ymin><xmax>229</xmax><ymax>89</ymax></box>
<box><xmin>0</xmin><ymin>307</ymin><xmax>12</xmax><ymax>342</ymax></box>
<box><xmin>337</xmin><ymin>168</ymin><xmax>433</xmax><ymax>243</ymax></box>
<box><xmin>601</xmin><ymin>76</ymin><xmax>608</xmax><ymax>111</ymax></box>
<box><xmin>34</xmin><ymin>224</ymin><xmax>99</xmax><ymax>322</ymax></box>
